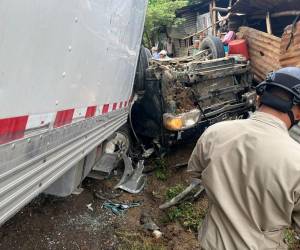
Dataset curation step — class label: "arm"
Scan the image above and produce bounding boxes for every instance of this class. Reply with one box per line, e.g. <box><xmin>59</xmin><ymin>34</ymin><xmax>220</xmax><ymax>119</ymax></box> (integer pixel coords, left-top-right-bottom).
<box><xmin>187</xmin><ymin>131</ymin><xmax>209</xmax><ymax>179</ymax></box>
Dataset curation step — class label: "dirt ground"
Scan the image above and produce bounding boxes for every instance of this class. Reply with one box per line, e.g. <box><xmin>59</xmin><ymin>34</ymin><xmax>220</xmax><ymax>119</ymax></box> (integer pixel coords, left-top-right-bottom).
<box><xmin>0</xmin><ymin>144</ymin><xmax>204</xmax><ymax>250</ymax></box>
<box><xmin>1</xmin><ymin>144</ymin><xmax>299</xmax><ymax>250</ymax></box>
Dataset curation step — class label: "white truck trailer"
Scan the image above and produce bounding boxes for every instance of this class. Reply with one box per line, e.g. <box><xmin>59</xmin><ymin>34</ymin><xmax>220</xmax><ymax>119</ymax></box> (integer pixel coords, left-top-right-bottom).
<box><xmin>0</xmin><ymin>0</ymin><xmax>147</xmax><ymax>225</ymax></box>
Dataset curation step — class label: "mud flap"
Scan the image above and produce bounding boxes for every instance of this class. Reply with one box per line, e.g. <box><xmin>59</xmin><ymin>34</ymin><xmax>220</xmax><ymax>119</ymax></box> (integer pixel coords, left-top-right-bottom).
<box><xmin>93</xmin><ymin>153</ymin><xmax>120</xmax><ymax>175</ymax></box>
<box><xmin>114</xmin><ymin>154</ymin><xmax>146</xmax><ymax>194</ymax></box>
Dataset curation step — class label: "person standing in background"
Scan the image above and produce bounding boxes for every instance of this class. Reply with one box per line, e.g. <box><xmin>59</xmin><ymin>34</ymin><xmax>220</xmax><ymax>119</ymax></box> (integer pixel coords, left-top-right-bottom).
<box><xmin>151</xmin><ymin>47</ymin><xmax>160</xmax><ymax>60</ymax></box>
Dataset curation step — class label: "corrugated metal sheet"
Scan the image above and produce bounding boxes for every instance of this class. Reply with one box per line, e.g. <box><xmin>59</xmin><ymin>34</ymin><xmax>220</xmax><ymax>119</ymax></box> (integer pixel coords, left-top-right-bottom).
<box><xmin>169</xmin><ymin>12</ymin><xmax>197</xmax><ymax>39</ymax></box>
<box><xmin>182</xmin><ymin>12</ymin><xmax>197</xmax><ymax>35</ymax></box>
<box><xmin>232</xmin><ymin>0</ymin><xmax>299</xmax><ymax>15</ymax></box>
<box><xmin>238</xmin><ymin>26</ymin><xmax>281</xmax><ymax>81</ymax></box>
<box><xmin>169</xmin><ymin>12</ymin><xmax>197</xmax><ymax>57</ymax></box>
<box><xmin>280</xmin><ymin>21</ymin><xmax>300</xmax><ymax>67</ymax></box>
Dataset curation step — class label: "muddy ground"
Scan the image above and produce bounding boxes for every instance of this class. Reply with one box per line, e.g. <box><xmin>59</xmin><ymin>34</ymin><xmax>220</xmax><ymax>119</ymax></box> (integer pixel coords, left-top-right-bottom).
<box><xmin>0</xmin><ymin>144</ymin><xmax>299</xmax><ymax>250</ymax></box>
<box><xmin>0</xmin><ymin>144</ymin><xmax>205</xmax><ymax>250</ymax></box>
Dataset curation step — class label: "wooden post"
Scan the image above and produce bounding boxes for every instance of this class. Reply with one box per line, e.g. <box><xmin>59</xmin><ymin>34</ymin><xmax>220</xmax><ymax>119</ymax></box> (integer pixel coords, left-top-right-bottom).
<box><xmin>212</xmin><ymin>0</ymin><xmax>217</xmax><ymax>36</ymax></box>
<box><xmin>266</xmin><ymin>11</ymin><xmax>272</xmax><ymax>34</ymax></box>
<box><xmin>209</xmin><ymin>2</ymin><xmax>213</xmax><ymax>35</ymax></box>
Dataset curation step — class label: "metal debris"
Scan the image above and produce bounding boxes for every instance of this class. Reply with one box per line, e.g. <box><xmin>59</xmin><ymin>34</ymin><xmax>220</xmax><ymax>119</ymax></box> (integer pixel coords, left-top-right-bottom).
<box><xmin>114</xmin><ymin>156</ymin><xmax>146</xmax><ymax>194</ymax></box>
<box><xmin>102</xmin><ymin>201</ymin><xmax>142</xmax><ymax>215</ymax></box>
<box><xmin>159</xmin><ymin>179</ymin><xmax>204</xmax><ymax>210</ymax></box>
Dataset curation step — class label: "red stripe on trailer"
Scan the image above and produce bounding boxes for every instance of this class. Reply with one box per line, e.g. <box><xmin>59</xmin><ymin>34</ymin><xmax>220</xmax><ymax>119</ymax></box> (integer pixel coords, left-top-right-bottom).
<box><xmin>0</xmin><ymin>116</ymin><xmax>28</xmax><ymax>144</ymax></box>
<box><xmin>85</xmin><ymin>106</ymin><xmax>96</xmax><ymax>118</ymax></box>
<box><xmin>102</xmin><ymin>104</ymin><xmax>109</xmax><ymax>114</ymax></box>
<box><xmin>54</xmin><ymin>109</ymin><xmax>75</xmax><ymax>128</ymax></box>
<box><xmin>112</xmin><ymin>103</ymin><xmax>117</xmax><ymax>111</ymax></box>
<box><xmin>124</xmin><ymin>101</ymin><xmax>128</xmax><ymax>107</ymax></box>
<box><xmin>119</xmin><ymin>102</ymin><xmax>123</xmax><ymax>109</ymax></box>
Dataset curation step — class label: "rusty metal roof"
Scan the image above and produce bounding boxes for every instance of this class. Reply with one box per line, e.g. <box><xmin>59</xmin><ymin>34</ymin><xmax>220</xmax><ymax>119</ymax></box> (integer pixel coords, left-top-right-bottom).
<box><xmin>231</xmin><ymin>0</ymin><xmax>300</xmax><ymax>15</ymax></box>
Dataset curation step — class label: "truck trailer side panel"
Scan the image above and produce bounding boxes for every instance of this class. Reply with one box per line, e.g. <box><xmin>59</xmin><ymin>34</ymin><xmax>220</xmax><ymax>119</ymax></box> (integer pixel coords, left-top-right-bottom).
<box><xmin>0</xmin><ymin>0</ymin><xmax>147</xmax><ymax>224</ymax></box>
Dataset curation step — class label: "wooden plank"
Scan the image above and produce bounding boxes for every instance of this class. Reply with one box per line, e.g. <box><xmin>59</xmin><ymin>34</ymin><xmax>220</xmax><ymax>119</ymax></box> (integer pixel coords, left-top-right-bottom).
<box><xmin>266</xmin><ymin>11</ymin><xmax>272</xmax><ymax>34</ymax></box>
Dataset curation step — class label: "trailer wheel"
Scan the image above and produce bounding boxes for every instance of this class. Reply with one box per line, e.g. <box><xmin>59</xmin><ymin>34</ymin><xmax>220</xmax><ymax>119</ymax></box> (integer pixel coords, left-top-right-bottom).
<box><xmin>104</xmin><ymin>126</ymin><xmax>131</xmax><ymax>155</ymax></box>
<box><xmin>200</xmin><ymin>36</ymin><xmax>225</xmax><ymax>59</ymax></box>
<box><xmin>134</xmin><ymin>46</ymin><xmax>149</xmax><ymax>92</ymax></box>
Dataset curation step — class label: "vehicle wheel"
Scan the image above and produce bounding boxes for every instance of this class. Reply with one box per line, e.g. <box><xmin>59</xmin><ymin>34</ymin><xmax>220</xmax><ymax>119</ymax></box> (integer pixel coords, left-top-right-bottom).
<box><xmin>104</xmin><ymin>126</ymin><xmax>131</xmax><ymax>155</ymax></box>
<box><xmin>200</xmin><ymin>36</ymin><xmax>225</xmax><ymax>59</ymax></box>
<box><xmin>134</xmin><ymin>46</ymin><xmax>149</xmax><ymax>92</ymax></box>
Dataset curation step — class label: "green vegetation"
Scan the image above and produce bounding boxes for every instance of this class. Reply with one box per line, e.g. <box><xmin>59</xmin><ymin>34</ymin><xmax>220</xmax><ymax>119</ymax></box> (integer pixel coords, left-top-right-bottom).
<box><xmin>164</xmin><ymin>185</ymin><xmax>205</xmax><ymax>232</ymax></box>
<box><xmin>166</xmin><ymin>184</ymin><xmax>184</xmax><ymax>200</ymax></box>
<box><xmin>154</xmin><ymin>158</ymin><xmax>168</xmax><ymax>181</ymax></box>
<box><xmin>143</xmin><ymin>0</ymin><xmax>208</xmax><ymax>47</ymax></box>
<box><xmin>283</xmin><ymin>228</ymin><xmax>300</xmax><ymax>250</ymax></box>
<box><xmin>117</xmin><ymin>230</ymin><xmax>166</xmax><ymax>250</ymax></box>
<box><xmin>143</xmin><ymin>0</ymin><xmax>188</xmax><ymax>47</ymax></box>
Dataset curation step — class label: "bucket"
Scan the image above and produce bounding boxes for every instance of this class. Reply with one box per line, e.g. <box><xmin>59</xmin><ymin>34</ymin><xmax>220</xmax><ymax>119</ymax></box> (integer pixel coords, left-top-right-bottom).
<box><xmin>228</xmin><ymin>39</ymin><xmax>249</xmax><ymax>60</ymax></box>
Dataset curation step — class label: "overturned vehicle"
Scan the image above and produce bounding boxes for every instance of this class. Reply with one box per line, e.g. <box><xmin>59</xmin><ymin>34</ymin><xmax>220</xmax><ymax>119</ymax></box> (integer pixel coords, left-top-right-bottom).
<box><xmin>131</xmin><ymin>37</ymin><xmax>256</xmax><ymax>147</ymax></box>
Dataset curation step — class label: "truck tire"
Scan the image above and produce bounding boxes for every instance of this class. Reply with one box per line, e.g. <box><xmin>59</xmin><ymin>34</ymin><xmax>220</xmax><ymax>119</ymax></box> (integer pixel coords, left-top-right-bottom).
<box><xmin>104</xmin><ymin>125</ymin><xmax>131</xmax><ymax>155</ymax></box>
<box><xmin>200</xmin><ymin>36</ymin><xmax>225</xmax><ymax>59</ymax></box>
<box><xmin>134</xmin><ymin>46</ymin><xmax>149</xmax><ymax>92</ymax></box>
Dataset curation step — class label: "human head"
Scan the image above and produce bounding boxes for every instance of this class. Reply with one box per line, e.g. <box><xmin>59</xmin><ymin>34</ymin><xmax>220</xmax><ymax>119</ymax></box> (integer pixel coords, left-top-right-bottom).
<box><xmin>151</xmin><ymin>47</ymin><xmax>158</xmax><ymax>54</ymax></box>
<box><xmin>256</xmin><ymin>67</ymin><xmax>300</xmax><ymax>128</ymax></box>
<box><xmin>159</xmin><ymin>50</ymin><xmax>167</xmax><ymax>59</ymax></box>
<box><xmin>194</xmin><ymin>40</ymin><xmax>200</xmax><ymax>49</ymax></box>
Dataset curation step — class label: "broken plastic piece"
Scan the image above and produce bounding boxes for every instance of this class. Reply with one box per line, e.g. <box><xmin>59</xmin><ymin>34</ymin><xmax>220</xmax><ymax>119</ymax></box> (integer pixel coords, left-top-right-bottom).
<box><xmin>153</xmin><ymin>230</ymin><xmax>163</xmax><ymax>239</ymax></box>
<box><xmin>86</xmin><ymin>203</ymin><xmax>93</xmax><ymax>211</ymax></box>
<box><xmin>102</xmin><ymin>201</ymin><xmax>142</xmax><ymax>215</ymax></box>
<box><xmin>142</xmin><ymin>147</ymin><xmax>155</xmax><ymax>158</ymax></box>
<box><xmin>114</xmin><ymin>156</ymin><xmax>146</xmax><ymax>194</ymax></box>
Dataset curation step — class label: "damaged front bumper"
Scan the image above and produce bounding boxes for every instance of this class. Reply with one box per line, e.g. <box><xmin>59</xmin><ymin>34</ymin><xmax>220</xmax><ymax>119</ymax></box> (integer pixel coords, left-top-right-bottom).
<box><xmin>163</xmin><ymin>96</ymin><xmax>256</xmax><ymax>145</ymax></box>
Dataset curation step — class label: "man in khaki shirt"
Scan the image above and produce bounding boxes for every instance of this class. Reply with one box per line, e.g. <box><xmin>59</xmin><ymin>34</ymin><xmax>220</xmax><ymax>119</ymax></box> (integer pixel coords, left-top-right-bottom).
<box><xmin>188</xmin><ymin>67</ymin><xmax>300</xmax><ymax>249</ymax></box>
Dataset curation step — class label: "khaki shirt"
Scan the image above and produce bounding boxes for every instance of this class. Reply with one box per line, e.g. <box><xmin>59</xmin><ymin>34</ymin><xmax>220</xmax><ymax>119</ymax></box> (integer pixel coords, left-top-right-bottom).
<box><xmin>188</xmin><ymin>112</ymin><xmax>300</xmax><ymax>250</ymax></box>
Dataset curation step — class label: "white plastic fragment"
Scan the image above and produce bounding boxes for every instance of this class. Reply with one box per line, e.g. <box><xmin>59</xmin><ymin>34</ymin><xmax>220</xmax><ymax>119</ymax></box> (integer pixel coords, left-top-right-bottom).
<box><xmin>86</xmin><ymin>203</ymin><xmax>93</xmax><ymax>211</ymax></box>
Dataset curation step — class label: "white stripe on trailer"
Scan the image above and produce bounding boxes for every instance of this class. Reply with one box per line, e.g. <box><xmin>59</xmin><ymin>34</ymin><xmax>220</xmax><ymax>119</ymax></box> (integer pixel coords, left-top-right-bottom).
<box><xmin>73</xmin><ymin>107</ymin><xmax>87</xmax><ymax>122</ymax></box>
<box><xmin>26</xmin><ymin>113</ymin><xmax>55</xmax><ymax>130</ymax></box>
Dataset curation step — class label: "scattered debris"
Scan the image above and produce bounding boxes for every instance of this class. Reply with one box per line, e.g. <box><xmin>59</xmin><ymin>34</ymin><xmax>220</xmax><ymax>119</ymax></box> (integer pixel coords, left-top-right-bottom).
<box><xmin>140</xmin><ymin>211</ymin><xmax>163</xmax><ymax>239</ymax></box>
<box><xmin>174</xmin><ymin>162</ymin><xmax>188</xmax><ymax>169</ymax></box>
<box><xmin>86</xmin><ymin>203</ymin><xmax>93</xmax><ymax>211</ymax></box>
<box><xmin>142</xmin><ymin>147</ymin><xmax>155</xmax><ymax>158</ymax></box>
<box><xmin>114</xmin><ymin>156</ymin><xmax>146</xmax><ymax>194</ymax></box>
<box><xmin>159</xmin><ymin>179</ymin><xmax>203</xmax><ymax>209</ymax></box>
<box><xmin>102</xmin><ymin>201</ymin><xmax>142</xmax><ymax>215</ymax></box>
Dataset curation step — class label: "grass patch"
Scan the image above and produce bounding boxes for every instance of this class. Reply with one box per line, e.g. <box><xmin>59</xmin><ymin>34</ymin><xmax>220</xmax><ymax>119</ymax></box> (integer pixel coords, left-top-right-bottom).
<box><xmin>164</xmin><ymin>185</ymin><xmax>205</xmax><ymax>232</ymax></box>
<box><xmin>165</xmin><ymin>184</ymin><xmax>184</xmax><ymax>200</ymax></box>
<box><xmin>284</xmin><ymin>228</ymin><xmax>300</xmax><ymax>250</ymax></box>
<box><xmin>117</xmin><ymin>230</ymin><xmax>165</xmax><ymax>250</ymax></box>
<box><xmin>167</xmin><ymin>202</ymin><xmax>203</xmax><ymax>232</ymax></box>
<box><xmin>154</xmin><ymin>158</ymin><xmax>168</xmax><ymax>181</ymax></box>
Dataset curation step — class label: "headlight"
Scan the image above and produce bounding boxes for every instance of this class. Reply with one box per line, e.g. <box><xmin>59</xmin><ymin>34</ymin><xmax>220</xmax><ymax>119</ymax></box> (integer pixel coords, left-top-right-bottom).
<box><xmin>163</xmin><ymin>109</ymin><xmax>200</xmax><ymax>131</ymax></box>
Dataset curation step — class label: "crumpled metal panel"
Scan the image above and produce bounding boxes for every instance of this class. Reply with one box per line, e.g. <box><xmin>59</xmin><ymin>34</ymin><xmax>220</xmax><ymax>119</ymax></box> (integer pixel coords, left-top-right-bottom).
<box><xmin>280</xmin><ymin>21</ymin><xmax>300</xmax><ymax>67</ymax></box>
<box><xmin>238</xmin><ymin>27</ymin><xmax>281</xmax><ymax>81</ymax></box>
